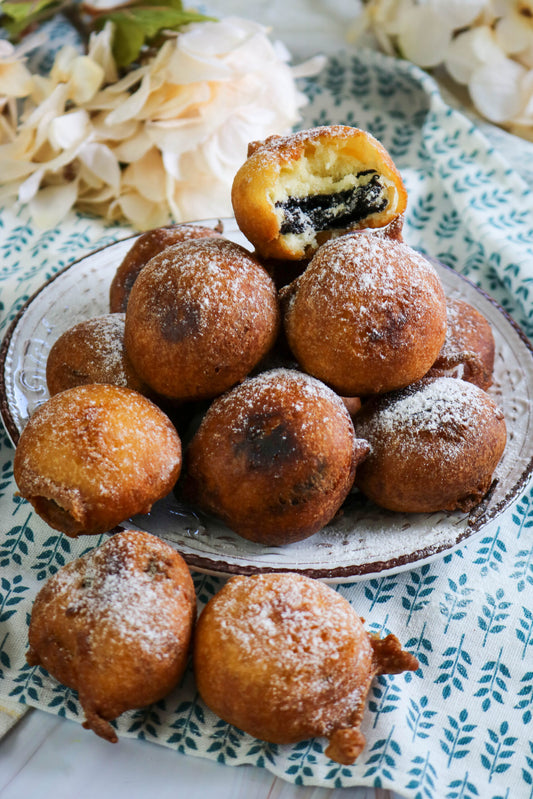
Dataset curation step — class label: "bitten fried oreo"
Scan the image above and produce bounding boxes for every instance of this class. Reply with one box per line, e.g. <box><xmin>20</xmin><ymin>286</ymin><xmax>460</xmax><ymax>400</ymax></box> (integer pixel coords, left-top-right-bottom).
<box><xmin>14</xmin><ymin>384</ymin><xmax>182</xmax><ymax>536</ymax></box>
<box><xmin>352</xmin><ymin>376</ymin><xmax>507</xmax><ymax>513</ymax></box>
<box><xmin>124</xmin><ymin>237</ymin><xmax>280</xmax><ymax>402</ymax></box>
<box><xmin>27</xmin><ymin>530</ymin><xmax>196</xmax><ymax>743</ymax></box>
<box><xmin>194</xmin><ymin>573</ymin><xmax>418</xmax><ymax>764</ymax></box>
<box><xmin>281</xmin><ymin>233</ymin><xmax>447</xmax><ymax>396</ymax></box>
<box><xmin>231</xmin><ymin>125</ymin><xmax>407</xmax><ymax>260</ymax></box>
<box><xmin>109</xmin><ymin>223</ymin><xmax>223</xmax><ymax>313</ymax></box>
<box><xmin>183</xmin><ymin>368</ymin><xmax>369</xmax><ymax>545</ymax></box>
<box><xmin>46</xmin><ymin>314</ymin><xmax>147</xmax><ymax>396</ymax></box>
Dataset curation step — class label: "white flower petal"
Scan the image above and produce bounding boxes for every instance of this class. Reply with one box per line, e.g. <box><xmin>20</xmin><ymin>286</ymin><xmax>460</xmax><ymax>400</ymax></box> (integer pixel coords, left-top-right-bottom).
<box><xmin>122</xmin><ymin>148</ymin><xmax>166</xmax><ymax>202</ymax></box>
<box><xmin>290</xmin><ymin>54</ymin><xmax>327</xmax><ymax>78</ymax></box>
<box><xmin>496</xmin><ymin>14</ymin><xmax>533</xmax><ymax>54</ymax></box>
<box><xmin>112</xmin><ymin>190</ymin><xmax>170</xmax><ymax>229</ymax></box>
<box><xmin>444</xmin><ymin>27</ymin><xmax>500</xmax><ymax>84</ymax></box>
<box><xmin>0</xmin><ymin>61</ymin><xmax>33</xmax><ymax>97</ymax></box>
<box><xmin>469</xmin><ymin>57</ymin><xmax>527</xmax><ymax>121</ymax></box>
<box><xmin>105</xmin><ymin>73</ymin><xmax>153</xmax><ymax>125</ymax></box>
<box><xmin>87</xmin><ymin>22</ymin><xmax>118</xmax><ymax>84</ymax></box>
<box><xmin>164</xmin><ymin>42</ymin><xmax>234</xmax><ymax>84</ymax></box>
<box><xmin>397</xmin><ymin>7</ymin><xmax>453</xmax><ymax>67</ymax></box>
<box><xmin>90</xmin><ymin>112</ymin><xmax>139</xmax><ymax>142</ymax></box>
<box><xmin>18</xmin><ymin>168</ymin><xmax>44</xmax><ymax>203</ymax></box>
<box><xmin>28</xmin><ymin>181</ymin><xmax>79</xmax><ymax>227</ymax></box>
<box><xmin>111</xmin><ymin>128</ymin><xmax>153</xmax><ymax>163</ymax></box>
<box><xmin>78</xmin><ymin>142</ymin><xmax>121</xmax><ymax>190</ymax></box>
<box><xmin>370</xmin><ymin>0</ymin><xmax>416</xmax><ymax>36</ymax></box>
<box><xmin>170</xmin><ymin>176</ymin><xmax>233</xmax><ymax>222</ymax></box>
<box><xmin>0</xmin><ymin>135</ymin><xmax>41</xmax><ymax>181</ymax></box>
<box><xmin>141</xmin><ymin>82</ymin><xmax>212</xmax><ymax>121</ymax></box>
<box><xmin>429</xmin><ymin>0</ymin><xmax>487</xmax><ymax>29</ymax></box>
<box><xmin>68</xmin><ymin>56</ymin><xmax>105</xmax><ymax>104</ymax></box>
<box><xmin>21</xmin><ymin>83</ymin><xmax>70</xmax><ymax>145</ymax></box>
<box><xmin>50</xmin><ymin>46</ymin><xmax>79</xmax><ymax>83</ymax></box>
<box><xmin>48</xmin><ymin>109</ymin><xmax>90</xmax><ymax>150</ymax></box>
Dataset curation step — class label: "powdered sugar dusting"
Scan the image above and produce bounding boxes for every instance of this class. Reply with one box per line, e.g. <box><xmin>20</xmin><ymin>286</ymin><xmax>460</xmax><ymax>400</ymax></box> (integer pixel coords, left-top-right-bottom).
<box><xmin>15</xmin><ymin>384</ymin><xmax>181</xmax><ymax>510</ymax></box>
<box><xmin>207</xmin><ymin>573</ymin><xmax>371</xmax><ymax>730</ymax></box>
<box><xmin>305</xmin><ymin>233</ymin><xmax>440</xmax><ymax>300</ymax></box>
<box><xmin>251</xmin><ymin>126</ymin><xmax>358</xmax><ymax>157</ymax></box>
<box><xmin>48</xmin><ymin>314</ymin><xmax>137</xmax><ymax>389</ymax></box>
<box><xmin>45</xmin><ymin>531</ymin><xmax>193</xmax><ymax>658</ymax></box>
<box><xmin>209</xmin><ymin>368</ymin><xmax>353</xmax><ymax>438</ymax></box>
<box><xmin>356</xmin><ymin>377</ymin><xmax>505</xmax><ymax>459</ymax></box>
<box><xmin>137</xmin><ymin>237</ymin><xmax>274</xmax><ymax>338</ymax></box>
<box><xmin>285</xmin><ymin>233</ymin><xmax>445</xmax><ymax>356</ymax></box>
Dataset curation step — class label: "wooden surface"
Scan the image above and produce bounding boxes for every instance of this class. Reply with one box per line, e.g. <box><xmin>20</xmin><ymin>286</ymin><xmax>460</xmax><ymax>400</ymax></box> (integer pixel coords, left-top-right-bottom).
<box><xmin>0</xmin><ymin>708</ymin><xmax>401</xmax><ymax>799</ymax></box>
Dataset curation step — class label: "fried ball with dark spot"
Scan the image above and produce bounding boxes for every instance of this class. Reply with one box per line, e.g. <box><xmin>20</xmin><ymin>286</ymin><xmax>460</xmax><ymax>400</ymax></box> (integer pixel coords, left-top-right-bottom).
<box><xmin>183</xmin><ymin>368</ymin><xmax>369</xmax><ymax>545</ymax></box>
<box><xmin>124</xmin><ymin>238</ymin><xmax>280</xmax><ymax>402</ymax></box>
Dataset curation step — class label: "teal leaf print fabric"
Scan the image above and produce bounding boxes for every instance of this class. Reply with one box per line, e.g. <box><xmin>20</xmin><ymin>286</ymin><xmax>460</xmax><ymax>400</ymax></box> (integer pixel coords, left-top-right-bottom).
<box><xmin>2</xmin><ymin>45</ymin><xmax>533</xmax><ymax>796</ymax></box>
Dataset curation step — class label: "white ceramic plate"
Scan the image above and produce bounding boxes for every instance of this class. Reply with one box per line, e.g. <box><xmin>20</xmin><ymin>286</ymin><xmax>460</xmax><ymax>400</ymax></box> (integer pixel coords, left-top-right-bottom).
<box><xmin>2</xmin><ymin>218</ymin><xmax>533</xmax><ymax>582</ymax></box>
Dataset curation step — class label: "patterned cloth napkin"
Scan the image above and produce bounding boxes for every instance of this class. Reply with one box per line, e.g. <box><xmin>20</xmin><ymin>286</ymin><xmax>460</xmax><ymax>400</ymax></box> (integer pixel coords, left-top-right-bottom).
<box><xmin>2</xmin><ymin>46</ymin><xmax>533</xmax><ymax>797</ymax></box>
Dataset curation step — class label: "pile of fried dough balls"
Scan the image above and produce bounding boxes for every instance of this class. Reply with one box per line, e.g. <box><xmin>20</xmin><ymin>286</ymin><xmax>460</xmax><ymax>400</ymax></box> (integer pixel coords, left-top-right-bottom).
<box><xmin>15</xmin><ymin>125</ymin><xmax>506</xmax><ymax>758</ymax></box>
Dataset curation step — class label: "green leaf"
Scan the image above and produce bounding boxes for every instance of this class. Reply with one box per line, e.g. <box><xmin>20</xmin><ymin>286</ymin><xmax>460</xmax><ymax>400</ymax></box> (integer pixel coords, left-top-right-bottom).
<box><xmin>1</xmin><ymin>0</ymin><xmax>58</xmax><ymax>23</ymax></box>
<box><xmin>127</xmin><ymin>0</ymin><xmax>184</xmax><ymax>9</ymax></box>
<box><xmin>0</xmin><ymin>0</ymin><xmax>63</xmax><ymax>37</ymax></box>
<box><xmin>97</xmin><ymin>5</ymin><xmax>216</xmax><ymax>67</ymax></box>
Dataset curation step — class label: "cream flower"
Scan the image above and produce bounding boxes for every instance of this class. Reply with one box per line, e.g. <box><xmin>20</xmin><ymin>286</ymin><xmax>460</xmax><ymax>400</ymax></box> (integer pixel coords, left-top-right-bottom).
<box><xmin>353</xmin><ymin>0</ymin><xmax>533</xmax><ymax>136</ymax></box>
<box><xmin>0</xmin><ymin>17</ymin><xmax>322</xmax><ymax>228</ymax></box>
<box><xmin>0</xmin><ymin>40</ymin><xmax>34</xmax><ymax>143</ymax></box>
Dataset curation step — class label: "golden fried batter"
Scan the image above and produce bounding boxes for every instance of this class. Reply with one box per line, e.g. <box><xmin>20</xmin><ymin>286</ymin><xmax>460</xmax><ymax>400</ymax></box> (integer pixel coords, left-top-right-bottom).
<box><xmin>353</xmin><ymin>376</ymin><xmax>507</xmax><ymax>512</ymax></box>
<box><xmin>194</xmin><ymin>573</ymin><xmax>418</xmax><ymax>764</ymax></box>
<box><xmin>46</xmin><ymin>314</ymin><xmax>148</xmax><ymax>396</ymax></box>
<box><xmin>14</xmin><ymin>384</ymin><xmax>182</xmax><ymax>536</ymax></box>
<box><xmin>124</xmin><ymin>238</ymin><xmax>280</xmax><ymax>402</ymax></box>
<box><xmin>27</xmin><ymin>530</ymin><xmax>196</xmax><ymax>743</ymax></box>
<box><xmin>426</xmin><ymin>297</ymin><xmax>495</xmax><ymax>390</ymax></box>
<box><xmin>110</xmin><ymin>223</ymin><xmax>223</xmax><ymax>313</ymax></box>
<box><xmin>281</xmin><ymin>233</ymin><xmax>447</xmax><ymax>396</ymax></box>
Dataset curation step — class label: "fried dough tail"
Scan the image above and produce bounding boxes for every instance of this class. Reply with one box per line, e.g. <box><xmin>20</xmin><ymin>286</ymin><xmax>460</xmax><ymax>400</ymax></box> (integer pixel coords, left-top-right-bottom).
<box><xmin>325</xmin><ymin>726</ymin><xmax>366</xmax><ymax>765</ymax></box>
<box><xmin>370</xmin><ymin>632</ymin><xmax>419</xmax><ymax>675</ymax></box>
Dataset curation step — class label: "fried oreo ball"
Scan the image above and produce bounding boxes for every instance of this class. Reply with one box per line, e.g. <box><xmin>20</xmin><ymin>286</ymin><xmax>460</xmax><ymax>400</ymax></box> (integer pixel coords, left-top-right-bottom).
<box><xmin>426</xmin><ymin>297</ymin><xmax>495</xmax><ymax>390</ymax></box>
<box><xmin>194</xmin><ymin>573</ymin><xmax>418</xmax><ymax>764</ymax></box>
<box><xmin>124</xmin><ymin>237</ymin><xmax>280</xmax><ymax>402</ymax></box>
<box><xmin>109</xmin><ymin>223</ymin><xmax>223</xmax><ymax>313</ymax></box>
<box><xmin>280</xmin><ymin>233</ymin><xmax>447</xmax><ymax>396</ymax></box>
<box><xmin>27</xmin><ymin>530</ymin><xmax>196</xmax><ymax>743</ymax></box>
<box><xmin>14</xmin><ymin>384</ymin><xmax>182</xmax><ymax>536</ymax></box>
<box><xmin>352</xmin><ymin>376</ymin><xmax>507</xmax><ymax>513</ymax></box>
<box><xmin>183</xmin><ymin>368</ymin><xmax>369</xmax><ymax>545</ymax></box>
<box><xmin>46</xmin><ymin>314</ymin><xmax>148</xmax><ymax>397</ymax></box>
<box><xmin>231</xmin><ymin>125</ymin><xmax>407</xmax><ymax>261</ymax></box>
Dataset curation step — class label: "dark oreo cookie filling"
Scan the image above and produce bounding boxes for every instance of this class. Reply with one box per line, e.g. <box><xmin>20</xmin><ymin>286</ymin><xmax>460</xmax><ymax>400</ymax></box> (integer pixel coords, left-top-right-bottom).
<box><xmin>277</xmin><ymin>170</ymin><xmax>388</xmax><ymax>235</ymax></box>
